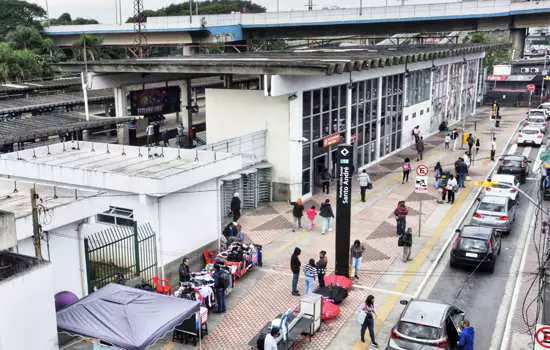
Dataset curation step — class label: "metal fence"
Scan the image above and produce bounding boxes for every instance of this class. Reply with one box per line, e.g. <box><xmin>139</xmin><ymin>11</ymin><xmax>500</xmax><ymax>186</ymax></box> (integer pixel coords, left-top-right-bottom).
<box><xmin>84</xmin><ymin>222</ymin><xmax>157</xmax><ymax>294</ymax></box>
<box><xmin>198</xmin><ymin>130</ymin><xmax>267</xmax><ymax>166</ymax></box>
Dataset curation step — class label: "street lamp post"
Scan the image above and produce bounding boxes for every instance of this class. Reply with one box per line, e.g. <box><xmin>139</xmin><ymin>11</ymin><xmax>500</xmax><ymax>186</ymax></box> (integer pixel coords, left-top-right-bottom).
<box><xmin>541</xmin><ymin>53</ymin><xmax>548</xmax><ymax>103</ymax></box>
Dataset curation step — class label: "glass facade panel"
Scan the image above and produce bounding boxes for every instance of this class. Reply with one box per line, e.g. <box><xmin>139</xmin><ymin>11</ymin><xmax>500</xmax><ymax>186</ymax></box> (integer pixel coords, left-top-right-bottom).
<box><xmin>406</xmin><ymin>69</ymin><xmax>431</xmax><ymax>106</ymax></box>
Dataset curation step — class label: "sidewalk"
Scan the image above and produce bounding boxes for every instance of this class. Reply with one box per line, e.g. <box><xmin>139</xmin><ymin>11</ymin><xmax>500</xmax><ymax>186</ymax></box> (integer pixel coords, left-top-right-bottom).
<box><xmin>158</xmin><ymin>106</ymin><xmax>524</xmax><ymax>350</ymax></box>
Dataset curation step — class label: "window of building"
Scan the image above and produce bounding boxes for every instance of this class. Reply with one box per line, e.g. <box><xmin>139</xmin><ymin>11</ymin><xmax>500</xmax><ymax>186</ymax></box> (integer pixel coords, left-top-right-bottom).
<box><xmin>97</xmin><ymin>206</ymin><xmax>134</xmax><ymax>226</ymax></box>
<box><xmin>412</xmin><ymin>112</ymin><xmax>417</xmax><ymax>118</ymax></box>
<box><xmin>406</xmin><ymin>69</ymin><xmax>431</xmax><ymax>106</ymax></box>
<box><xmin>420</xmin><ymin>109</ymin><xmax>424</xmax><ymax>116</ymax></box>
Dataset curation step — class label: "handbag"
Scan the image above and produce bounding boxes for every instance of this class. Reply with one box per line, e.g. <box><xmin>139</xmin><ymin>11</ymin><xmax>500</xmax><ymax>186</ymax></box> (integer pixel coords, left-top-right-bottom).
<box><xmin>356</xmin><ymin>308</ymin><xmax>367</xmax><ymax>324</ymax></box>
<box><xmin>397</xmin><ymin>235</ymin><xmax>405</xmax><ymax>247</ymax></box>
<box><xmin>366</xmin><ymin>183</ymin><xmax>373</xmax><ymax>190</ymax></box>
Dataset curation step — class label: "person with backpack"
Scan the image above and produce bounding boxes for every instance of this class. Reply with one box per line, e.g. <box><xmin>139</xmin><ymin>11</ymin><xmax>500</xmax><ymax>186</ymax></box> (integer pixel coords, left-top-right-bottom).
<box><xmin>316</xmin><ymin>250</ymin><xmax>328</xmax><ymax>288</ymax></box>
<box><xmin>402</xmin><ymin>158</ymin><xmax>412</xmax><ymax>184</ymax></box>
<box><xmin>358</xmin><ymin>169</ymin><xmax>371</xmax><ymax>202</ymax></box>
<box><xmin>394</xmin><ymin>201</ymin><xmax>408</xmax><ymax>236</ymax></box>
<box><xmin>306</xmin><ymin>205</ymin><xmax>318</xmax><ymax>231</ymax></box>
<box><xmin>399</xmin><ymin>228</ymin><xmax>413</xmax><ymax>262</ymax></box>
<box><xmin>213</xmin><ymin>264</ymin><xmax>227</xmax><ymax>313</ymax></box>
<box><xmin>230</xmin><ymin>193</ymin><xmax>241</xmax><ymax>222</ymax></box>
<box><xmin>290</xmin><ymin>247</ymin><xmax>301</xmax><ymax>296</ymax></box>
<box><xmin>303</xmin><ymin>259</ymin><xmax>317</xmax><ymax>295</ymax></box>
<box><xmin>319</xmin><ymin>199</ymin><xmax>335</xmax><ymax>234</ymax></box>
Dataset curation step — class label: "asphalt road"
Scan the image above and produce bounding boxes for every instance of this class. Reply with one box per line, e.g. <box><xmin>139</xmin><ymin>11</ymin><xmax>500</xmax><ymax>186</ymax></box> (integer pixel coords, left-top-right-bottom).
<box><xmin>427</xmin><ymin>143</ymin><xmax>542</xmax><ymax>350</ymax></box>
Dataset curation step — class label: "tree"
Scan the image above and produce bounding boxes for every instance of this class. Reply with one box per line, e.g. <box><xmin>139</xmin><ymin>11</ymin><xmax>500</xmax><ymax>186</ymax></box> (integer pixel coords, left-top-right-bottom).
<box><xmin>73</xmin><ymin>35</ymin><xmax>103</xmax><ymax>61</ymax></box>
<box><xmin>465</xmin><ymin>32</ymin><xmax>512</xmax><ymax>73</ymax></box>
<box><xmin>0</xmin><ymin>0</ymin><xmax>46</xmax><ymax>39</ymax></box>
<box><xmin>6</xmin><ymin>25</ymin><xmax>52</xmax><ymax>54</ymax></box>
<box><xmin>127</xmin><ymin>0</ymin><xmax>266</xmax><ymax>22</ymax></box>
<box><xmin>50</xmin><ymin>13</ymin><xmax>99</xmax><ymax>25</ymax></box>
<box><xmin>0</xmin><ymin>42</ymin><xmax>50</xmax><ymax>82</ymax></box>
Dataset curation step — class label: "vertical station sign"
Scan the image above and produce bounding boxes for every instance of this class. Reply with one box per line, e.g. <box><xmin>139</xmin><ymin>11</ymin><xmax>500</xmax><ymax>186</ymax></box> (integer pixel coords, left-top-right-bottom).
<box><xmin>335</xmin><ymin>144</ymin><xmax>353</xmax><ymax>277</ymax></box>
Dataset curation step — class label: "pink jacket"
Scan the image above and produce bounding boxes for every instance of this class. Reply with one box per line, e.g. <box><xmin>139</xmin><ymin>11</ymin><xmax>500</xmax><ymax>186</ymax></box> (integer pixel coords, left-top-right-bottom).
<box><xmin>306</xmin><ymin>208</ymin><xmax>317</xmax><ymax>221</ymax></box>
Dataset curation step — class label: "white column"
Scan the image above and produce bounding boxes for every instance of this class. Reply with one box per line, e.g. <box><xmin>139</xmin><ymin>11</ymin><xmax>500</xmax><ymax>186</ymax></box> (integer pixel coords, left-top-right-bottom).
<box><xmin>288</xmin><ymin>91</ymin><xmax>303</xmax><ymax>200</ymax></box>
<box><xmin>346</xmin><ymin>82</ymin><xmax>352</xmax><ymax>144</ymax></box>
<box><xmin>444</xmin><ymin>64</ymin><xmax>451</xmax><ymax>121</ymax></box>
<box><xmin>473</xmin><ymin>58</ymin><xmax>481</xmax><ymax>116</ymax></box>
<box><xmin>376</xmin><ymin>77</ymin><xmax>383</xmax><ymax>160</ymax></box>
<box><xmin>114</xmin><ymin>87</ymin><xmax>129</xmax><ymax>144</ymax></box>
<box><xmin>178</xmin><ymin>80</ymin><xmax>190</xmax><ymax>130</ymax></box>
<box><xmin>459</xmin><ymin>63</ymin><xmax>465</xmax><ymax>130</ymax></box>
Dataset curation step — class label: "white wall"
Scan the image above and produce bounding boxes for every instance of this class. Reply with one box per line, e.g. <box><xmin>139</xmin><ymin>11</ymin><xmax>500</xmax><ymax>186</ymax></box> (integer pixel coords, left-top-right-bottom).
<box><xmin>0</xmin><ymin>262</ymin><xmax>58</xmax><ymax>350</ymax></box>
<box><xmin>206</xmin><ymin>89</ymin><xmax>291</xmax><ymax>184</ymax></box>
<box><xmin>402</xmin><ymin>100</ymin><xmax>433</xmax><ymax>148</ymax></box>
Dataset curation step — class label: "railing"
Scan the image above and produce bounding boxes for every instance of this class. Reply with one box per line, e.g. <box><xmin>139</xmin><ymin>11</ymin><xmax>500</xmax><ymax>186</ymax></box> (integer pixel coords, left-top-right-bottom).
<box><xmin>198</xmin><ymin>130</ymin><xmax>266</xmax><ymax>166</ymax></box>
<box><xmin>44</xmin><ymin>0</ymin><xmax>550</xmax><ymax>35</ymax></box>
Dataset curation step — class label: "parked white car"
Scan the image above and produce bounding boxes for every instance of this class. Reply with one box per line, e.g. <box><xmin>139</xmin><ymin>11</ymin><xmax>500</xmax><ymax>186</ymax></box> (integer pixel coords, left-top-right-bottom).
<box><xmin>538</xmin><ymin>103</ymin><xmax>550</xmax><ymax>119</ymax></box>
<box><xmin>482</xmin><ymin>174</ymin><xmax>519</xmax><ymax>202</ymax></box>
<box><xmin>517</xmin><ymin>126</ymin><xmax>544</xmax><ymax>146</ymax></box>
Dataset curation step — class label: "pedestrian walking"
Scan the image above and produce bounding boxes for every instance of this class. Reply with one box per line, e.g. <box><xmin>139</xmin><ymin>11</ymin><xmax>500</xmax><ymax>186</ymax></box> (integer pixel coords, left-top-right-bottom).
<box><xmin>467</xmin><ymin>133</ymin><xmax>474</xmax><ymax>156</ymax></box>
<box><xmin>153</xmin><ymin>121</ymin><xmax>160</xmax><ymax>146</ymax></box>
<box><xmin>358</xmin><ymin>169</ymin><xmax>371</xmax><ymax>202</ymax></box>
<box><xmin>316</xmin><ymin>251</ymin><xmax>327</xmax><ymax>288</ymax></box>
<box><xmin>463</xmin><ymin>153</ymin><xmax>471</xmax><ymax>175</ymax></box>
<box><xmin>264</xmin><ymin>328</ymin><xmax>279</xmax><ymax>350</ymax></box>
<box><xmin>290</xmin><ymin>198</ymin><xmax>305</xmax><ymax>232</ymax></box>
<box><xmin>402</xmin><ymin>158</ymin><xmax>412</xmax><ymax>184</ymax></box>
<box><xmin>230</xmin><ymin>192</ymin><xmax>241</xmax><ymax>222</ymax></box>
<box><xmin>319</xmin><ymin>199</ymin><xmax>334</xmax><ymax>234</ymax></box>
<box><xmin>306</xmin><ymin>205</ymin><xmax>317</xmax><ymax>231</ymax></box>
<box><xmin>490</xmin><ymin>137</ymin><xmax>496</xmax><ymax>161</ymax></box>
<box><xmin>457</xmin><ymin>320</ymin><xmax>475</xmax><ymax>350</ymax></box>
<box><xmin>475</xmin><ymin>138</ymin><xmax>480</xmax><ymax>154</ymax></box>
<box><xmin>412</xmin><ymin>125</ymin><xmax>421</xmax><ymax>144</ymax></box>
<box><xmin>145</xmin><ymin>123</ymin><xmax>154</xmax><ymax>147</ymax></box>
<box><xmin>416</xmin><ymin>136</ymin><xmax>425</xmax><ymax>161</ymax></box>
<box><xmin>394</xmin><ymin>201</ymin><xmax>408</xmax><ymax>236</ymax></box>
<box><xmin>303</xmin><ymin>258</ymin><xmax>317</xmax><ymax>295</ymax></box>
<box><xmin>290</xmin><ymin>247</ymin><xmax>301</xmax><ymax>296</ymax></box>
<box><xmin>446</xmin><ymin>175</ymin><xmax>457</xmax><ymax>204</ymax></box>
<box><xmin>434</xmin><ymin>162</ymin><xmax>443</xmax><ymax>189</ymax></box>
<box><xmin>178</xmin><ymin>257</ymin><xmax>191</xmax><ymax>284</ymax></box>
<box><xmin>360</xmin><ymin>295</ymin><xmax>379</xmax><ymax>347</ymax></box>
<box><xmin>350</xmin><ymin>240</ymin><xmax>365</xmax><ymax>279</ymax></box>
<box><xmin>213</xmin><ymin>264</ymin><xmax>227</xmax><ymax>313</ymax></box>
<box><xmin>444</xmin><ymin>133</ymin><xmax>451</xmax><ymax>150</ymax></box>
<box><xmin>452</xmin><ymin>129</ymin><xmax>459</xmax><ymax>151</ymax></box>
<box><xmin>320</xmin><ymin>168</ymin><xmax>331</xmax><ymax>194</ymax></box>
<box><xmin>456</xmin><ymin>158</ymin><xmax>467</xmax><ymax>188</ymax></box>
<box><xmin>399</xmin><ymin>228</ymin><xmax>413</xmax><ymax>262</ymax></box>
<box><xmin>162</xmin><ymin>129</ymin><xmax>169</xmax><ymax>147</ymax></box>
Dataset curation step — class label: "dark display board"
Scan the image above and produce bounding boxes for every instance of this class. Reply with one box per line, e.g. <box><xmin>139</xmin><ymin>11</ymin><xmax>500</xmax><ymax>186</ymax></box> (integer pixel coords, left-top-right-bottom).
<box><xmin>129</xmin><ymin>86</ymin><xmax>181</xmax><ymax>116</ymax></box>
<box><xmin>335</xmin><ymin>144</ymin><xmax>353</xmax><ymax>277</ymax></box>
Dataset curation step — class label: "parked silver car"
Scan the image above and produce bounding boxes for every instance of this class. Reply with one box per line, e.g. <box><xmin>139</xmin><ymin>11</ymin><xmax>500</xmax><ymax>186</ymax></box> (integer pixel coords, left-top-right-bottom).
<box><xmin>471</xmin><ymin>195</ymin><xmax>516</xmax><ymax>234</ymax></box>
<box><xmin>387</xmin><ymin>299</ymin><xmax>465</xmax><ymax>350</ymax></box>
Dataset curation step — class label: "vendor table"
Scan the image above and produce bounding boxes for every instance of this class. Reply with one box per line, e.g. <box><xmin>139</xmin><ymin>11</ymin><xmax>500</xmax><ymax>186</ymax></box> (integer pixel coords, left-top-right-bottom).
<box><xmin>248</xmin><ymin>313</ymin><xmax>314</xmax><ymax>350</ymax></box>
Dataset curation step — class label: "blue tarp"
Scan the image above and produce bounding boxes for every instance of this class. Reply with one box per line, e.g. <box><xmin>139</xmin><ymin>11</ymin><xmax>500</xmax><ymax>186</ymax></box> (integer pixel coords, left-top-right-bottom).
<box><xmin>56</xmin><ymin>283</ymin><xmax>200</xmax><ymax>350</ymax></box>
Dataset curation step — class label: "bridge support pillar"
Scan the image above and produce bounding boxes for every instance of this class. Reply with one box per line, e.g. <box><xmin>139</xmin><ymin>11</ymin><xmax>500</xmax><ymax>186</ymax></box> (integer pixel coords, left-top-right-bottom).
<box><xmin>511</xmin><ymin>28</ymin><xmax>526</xmax><ymax>60</ymax></box>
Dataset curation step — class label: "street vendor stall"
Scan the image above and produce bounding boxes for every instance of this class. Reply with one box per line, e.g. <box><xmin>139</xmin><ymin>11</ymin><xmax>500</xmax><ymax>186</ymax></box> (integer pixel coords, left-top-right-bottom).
<box><xmin>56</xmin><ymin>283</ymin><xmax>201</xmax><ymax>350</ymax></box>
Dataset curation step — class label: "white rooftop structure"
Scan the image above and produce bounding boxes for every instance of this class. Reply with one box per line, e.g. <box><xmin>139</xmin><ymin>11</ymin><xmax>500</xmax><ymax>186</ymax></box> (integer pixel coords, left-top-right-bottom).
<box><xmin>0</xmin><ymin>142</ymin><xmax>243</xmax><ymax>195</ymax></box>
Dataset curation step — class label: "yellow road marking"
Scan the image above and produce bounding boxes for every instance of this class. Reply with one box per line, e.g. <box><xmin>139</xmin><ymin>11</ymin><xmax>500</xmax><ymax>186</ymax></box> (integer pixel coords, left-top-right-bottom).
<box><xmin>352</xmin><ymin>187</ymin><xmax>473</xmax><ymax>350</ymax></box>
<box><xmin>161</xmin><ymin>341</ymin><xmax>175</xmax><ymax>350</ymax></box>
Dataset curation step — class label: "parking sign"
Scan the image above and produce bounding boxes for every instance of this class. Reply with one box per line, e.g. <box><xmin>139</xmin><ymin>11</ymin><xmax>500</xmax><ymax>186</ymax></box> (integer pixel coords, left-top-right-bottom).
<box><xmin>535</xmin><ymin>324</ymin><xmax>550</xmax><ymax>349</ymax></box>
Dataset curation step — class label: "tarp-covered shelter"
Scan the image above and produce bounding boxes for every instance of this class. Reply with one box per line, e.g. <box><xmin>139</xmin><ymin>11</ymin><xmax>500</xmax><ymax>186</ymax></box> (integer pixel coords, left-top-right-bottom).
<box><xmin>56</xmin><ymin>283</ymin><xmax>200</xmax><ymax>350</ymax></box>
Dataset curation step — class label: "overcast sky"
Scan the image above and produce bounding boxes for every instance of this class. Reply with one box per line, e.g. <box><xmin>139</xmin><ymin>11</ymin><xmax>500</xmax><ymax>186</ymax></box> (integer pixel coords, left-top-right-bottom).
<box><xmin>30</xmin><ymin>0</ymin><xmax>375</xmax><ymax>24</ymax></box>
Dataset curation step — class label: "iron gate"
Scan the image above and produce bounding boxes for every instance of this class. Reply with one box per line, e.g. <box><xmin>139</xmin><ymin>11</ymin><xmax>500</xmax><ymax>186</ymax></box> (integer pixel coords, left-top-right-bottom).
<box><xmin>84</xmin><ymin>222</ymin><xmax>157</xmax><ymax>294</ymax></box>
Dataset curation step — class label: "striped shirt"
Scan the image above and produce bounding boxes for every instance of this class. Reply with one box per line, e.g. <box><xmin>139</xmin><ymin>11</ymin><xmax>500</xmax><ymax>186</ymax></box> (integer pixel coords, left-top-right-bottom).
<box><xmin>304</xmin><ymin>264</ymin><xmax>317</xmax><ymax>278</ymax></box>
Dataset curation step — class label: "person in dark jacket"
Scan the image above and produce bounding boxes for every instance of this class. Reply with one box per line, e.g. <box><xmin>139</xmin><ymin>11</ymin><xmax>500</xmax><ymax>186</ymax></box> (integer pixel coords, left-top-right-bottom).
<box><xmin>316</xmin><ymin>250</ymin><xmax>328</xmax><ymax>288</ymax></box>
<box><xmin>290</xmin><ymin>198</ymin><xmax>305</xmax><ymax>232</ymax></box>
<box><xmin>467</xmin><ymin>134</ymin><xmax>474</xmax><ymax>156</ymax></box>
<box><xmin>394</xmin><ymin>201</ymin><xmax>408</xmax><ymax>236</ymax></box>
<box><xmin>320</xmin><ymin>168</ymin><xmax>331</xmax><ymax>194</ymax></box>
<box><xmin>456</xmin><ymin>158</ymin><xmax>468</xmax><ymax>188</ymax></box>
<box><xmin>457</xmin><ymin>320</ymin><xmax>475</xmax><ymax>350</ymax></box>
<box><xmin>416</xmin><ymin>136</ymin><xmax>425</xmax><ymax>161</ymax></box>
<box><xmin>230</xmin><ymin>192</ymin><xmax>241</xmax><ymax>222</ymax></box>
<box><xmin>213</xmin><ymin>264</ymin><xmax>226</xmax><ymax>313</ymax></box>
<box><xmin>178</xmin><ymin>257</ymin><xmax>191</xmax><ymax>283</ymax></box>
<box><xmin>319</xmin><ymin>199</ymin><xmax>335</xmax><ymax>234</ymax></box>
<box><xmin>290</xmin><ymin>247</ymin><xmax>302</xmax><ymax>296</ymax></box>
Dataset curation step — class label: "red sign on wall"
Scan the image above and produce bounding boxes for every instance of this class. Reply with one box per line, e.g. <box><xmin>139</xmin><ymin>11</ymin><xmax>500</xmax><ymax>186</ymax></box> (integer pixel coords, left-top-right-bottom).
<box><xmin>323</xmin><ymin>134</ymin><xmax>342</xmax><ymax>148</ymax></box>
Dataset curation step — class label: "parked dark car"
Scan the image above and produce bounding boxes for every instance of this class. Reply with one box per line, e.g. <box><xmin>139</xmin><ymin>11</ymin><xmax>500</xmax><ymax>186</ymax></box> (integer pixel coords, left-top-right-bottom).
<box><xmin>450</xmin><ymin>225</ymin><xmax>502</xmax><ymax>273</ymax></box>
<box><xmin>497</xmin><ymin>155</ymin><xmax>530</xmax><ymax>184</ymax></box>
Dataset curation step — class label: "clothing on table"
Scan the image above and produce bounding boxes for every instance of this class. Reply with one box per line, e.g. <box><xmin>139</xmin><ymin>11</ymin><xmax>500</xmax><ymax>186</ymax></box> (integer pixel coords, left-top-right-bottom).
<box><xmin>264</xmin><ymin>333</ymin><xmax>278</xmax><ymax>350</ymax></box>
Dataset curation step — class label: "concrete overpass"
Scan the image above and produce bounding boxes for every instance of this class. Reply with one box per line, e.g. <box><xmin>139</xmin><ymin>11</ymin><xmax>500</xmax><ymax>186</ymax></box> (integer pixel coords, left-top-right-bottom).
<box><xmin>44</xmin><ymin>0</ymin><xmax>550</xmax><ymax>55</ymax></box>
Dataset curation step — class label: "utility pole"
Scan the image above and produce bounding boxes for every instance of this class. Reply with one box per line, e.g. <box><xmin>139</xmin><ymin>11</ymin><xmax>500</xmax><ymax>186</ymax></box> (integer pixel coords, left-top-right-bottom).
<box><xmin>189</xmin><ymin>0</ymin><xmax>193</xmax><ymax>23</ymax></box>
<box><xmin>541</xmin><ymin>53</ymin><xmax>548</xmax><ymax>103</ymax></box>
<box><xmin>31</xmin><ymin>188</ymin><xmax>43</xmax><ymax>259</ymax></box>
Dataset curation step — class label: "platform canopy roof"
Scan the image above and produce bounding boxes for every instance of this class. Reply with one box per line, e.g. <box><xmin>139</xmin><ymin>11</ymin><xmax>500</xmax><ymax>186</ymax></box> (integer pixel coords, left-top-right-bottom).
<box><xmin>0</xmin><ymin>77</ymin><xmax>80</xmax><ymax>96</ymax></box>
<box><xmin>57</xmin><ymin>43</ymin><xmax>505</xmax><ymax>76</ymax></box>
<box><xmin>0</xmin><ymin>113</ymin><xmax>133</xmax><ymax>145</ymax></box>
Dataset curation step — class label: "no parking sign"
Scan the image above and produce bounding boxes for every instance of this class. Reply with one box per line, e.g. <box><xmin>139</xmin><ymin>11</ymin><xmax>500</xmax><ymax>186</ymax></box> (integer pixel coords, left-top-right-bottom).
<box><xmin>535</xmin><ymin>324</ymin><xmax>550</xmax><ymax>349</ymax></box>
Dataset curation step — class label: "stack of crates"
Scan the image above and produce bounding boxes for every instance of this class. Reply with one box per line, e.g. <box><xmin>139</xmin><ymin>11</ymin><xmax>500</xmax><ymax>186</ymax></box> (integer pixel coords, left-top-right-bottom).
<box><xmin>256</xmin><ymin>164</ymin><xmax>272</xmax><ymax>204</ymax></box>
<box><xmin>241</xmin><ymin>168</ymin><xmax>258</xmax><ymax>210</ymax></box>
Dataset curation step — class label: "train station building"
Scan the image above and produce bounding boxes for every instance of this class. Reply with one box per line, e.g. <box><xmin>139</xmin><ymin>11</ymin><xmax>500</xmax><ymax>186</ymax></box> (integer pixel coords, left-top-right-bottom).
<box><xmin>58</xmin><ymin>44</ymin><xmax>496</xmax><ymax>201</ymax></box>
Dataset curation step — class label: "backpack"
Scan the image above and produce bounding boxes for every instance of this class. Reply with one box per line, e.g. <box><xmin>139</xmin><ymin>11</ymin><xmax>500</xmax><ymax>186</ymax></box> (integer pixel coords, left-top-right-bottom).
<box><xmin>403</xmin><ymin>163</ymin><xmax>411</xmax><ymax>171</ymax></box>
<box><xmin>221</xmin><ymin>270</ymin><xmax>231</xmax><ymax>289</ymax></box>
